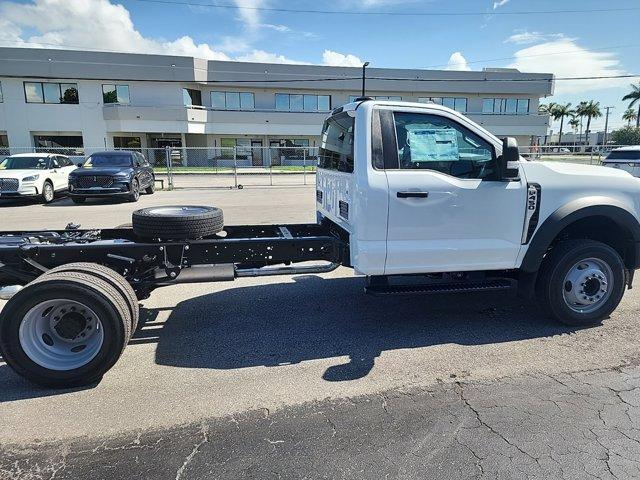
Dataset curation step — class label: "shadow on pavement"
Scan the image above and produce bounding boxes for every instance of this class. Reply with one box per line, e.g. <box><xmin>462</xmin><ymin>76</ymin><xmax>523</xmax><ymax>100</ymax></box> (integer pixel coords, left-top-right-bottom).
<box><xmin>132</xmin><ymin>274</ymin><xmax>582</xmax><ymax>382</ymax></box>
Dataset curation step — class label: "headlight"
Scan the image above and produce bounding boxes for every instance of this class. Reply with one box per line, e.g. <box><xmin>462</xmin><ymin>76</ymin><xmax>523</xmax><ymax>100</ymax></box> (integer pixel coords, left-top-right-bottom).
<box><xmin>114</xmin><ymin>172</ymin><xmax>131</xmax><ymax>178</ymax></box>
<box><xmin>22</xmin><ymin>174</ymin><xmax>39</xmax><ymax>182</ymax></box>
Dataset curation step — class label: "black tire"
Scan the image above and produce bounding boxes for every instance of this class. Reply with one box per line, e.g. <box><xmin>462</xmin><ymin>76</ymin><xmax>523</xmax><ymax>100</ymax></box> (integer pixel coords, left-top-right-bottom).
<box><xmin>71</xmin><ymin>196</ymin><xmax>86</xmax><ymax>204</ymax></box>
<box><xmin>42</xmin><ymin>181</ymin><xmax>54</xmax><ymax>204</ymax></box>
<box><xmin>132</xmin><ymin>205</ymin><xmax>224</xmax><ymax>240</ymax></box>
<box><xmin>536</xmin><ymin>239</ymin><xmax>625</xmax><ymax>326</ymax></box>
<box><xmin>128</xmin><ymin>179</ymin><xmax>140</xmax><ymax>203</ymax></box>
<box><xmin>145</xmin><ymin>181</ymin><xmax>156</xmax><ymax>195</ymax></box>
<box><xmin>0</xmin><ymin>271</ymin><xmax>131</xmax><ymax>388</ymax></box>
<box><xmin>43</xmin><ymin>263</ymin><xmax>140</xmax><ymax>334</ymax></box>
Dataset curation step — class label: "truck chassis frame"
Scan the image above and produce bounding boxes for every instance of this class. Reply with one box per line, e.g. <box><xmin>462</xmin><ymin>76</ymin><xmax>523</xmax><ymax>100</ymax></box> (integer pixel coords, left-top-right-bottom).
<box><xmin>0</xmin><ymin>224</ymin><xmax>349</xmax><ymax>298</ymax></box>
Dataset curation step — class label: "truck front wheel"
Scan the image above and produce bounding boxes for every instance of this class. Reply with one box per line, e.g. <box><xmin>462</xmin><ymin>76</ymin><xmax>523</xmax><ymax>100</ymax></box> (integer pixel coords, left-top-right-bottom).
<box><xmin>0</xmin><ymin>271</ymin><xmax>131</xmax><ymax>387</ymax></box>
<box><xmin>536</xmin><ymin>239</ymin><xmax>626</xmax><ymax>326</ymax></box>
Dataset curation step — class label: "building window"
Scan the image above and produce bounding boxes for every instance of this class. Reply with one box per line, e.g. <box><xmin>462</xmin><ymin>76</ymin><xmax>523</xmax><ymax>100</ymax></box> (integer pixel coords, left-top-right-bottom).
<box><xmin>211</xmin><ymin>91</ymin><xmax>255</xmax><ymax>110</ymax></box>
<box><xmin>113</xmin><ymin>136</ymin><xmax>141</xmax><ymax>150</ymax></box>
<box><xmin>517</xmin><ymin>99</ymin><xmax>530</xmax><ymax>114</ymax></box>
<box><xmin>276</xmin><ymin>93</ymin><xmax>331</xmax><ymax>112</ymax></box>
<box><xmin>183</xmin><ymin>88</ymin><xmax>202</xmax><ymax>107</ymax></box>
<box><xmin>350</xmin><ymin>95</ymin><xmax>402</xmax><ymax>103</ymax></box>
<box><xmin>418</xmin><ymin>97</ymin><xmax>466</xmax><ymax>112</ymax></box>
<box><xmin>103</xmin><ymin>84</ymin><xmax>130</xmax><ymax>104</ymax></box>
<box><xmin>482</xmin><ymin>98</ymin><xmax>530</xmax><ymax>115</ymax></box>
<box><xmin>33</xmin><ymin>135</ymin><xmax>84</xmax><ymax>155</ymax></box>
<box><xmin>24</xmin><ymin>82</ymin><xmax>79</xmax><ymax>104</ymax></box>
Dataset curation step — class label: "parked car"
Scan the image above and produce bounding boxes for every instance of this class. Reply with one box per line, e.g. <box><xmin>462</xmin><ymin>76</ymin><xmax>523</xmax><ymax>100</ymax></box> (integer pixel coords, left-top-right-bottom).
<box><xmin>0</xmin><ymin>153</ymin><xmax>75</xmax><ymax>203</ymax></box>
<box><xmin>68</xmin><ymin>151</ymin><xmax>155</xmax><ymax>203</ymax></box>
<box><xmin>602</xmin><ymin>146</ymin><xmax>640</xmax><ymax>177</ymax></box>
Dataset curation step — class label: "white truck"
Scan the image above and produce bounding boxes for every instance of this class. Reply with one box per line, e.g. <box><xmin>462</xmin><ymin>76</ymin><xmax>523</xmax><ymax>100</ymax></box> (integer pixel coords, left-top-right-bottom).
<box><xmin>2</xmin><ymin>99</ymin><xmax>640</xmax><ymax>388</ymax></box>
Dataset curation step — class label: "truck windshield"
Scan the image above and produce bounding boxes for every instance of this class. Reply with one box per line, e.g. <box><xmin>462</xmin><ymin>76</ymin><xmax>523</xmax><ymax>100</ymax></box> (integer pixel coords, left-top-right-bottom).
<box><xmin>0</xmin><ymin>156</ymin><xmax>50</xmax><ymax>170</ymax></box>
<box><xmin>84</xmin><ymin>154</ymin><xmax>133</xmax><ymax>167</ymax></box>
<box><xmin>606</xmin><ymin>150</ymin><xmax>640</xmax><ymax>160</ymax></box>
<box><xmin>318</xmin><ymin>112</ymin><xmax>354</xmax><ymax>173</ymax></box>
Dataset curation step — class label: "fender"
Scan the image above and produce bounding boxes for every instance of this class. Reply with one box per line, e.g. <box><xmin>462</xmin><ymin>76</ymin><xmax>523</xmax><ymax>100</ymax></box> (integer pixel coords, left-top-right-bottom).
<box><xmin>520</xmin><ymin>196</ymin><xmax>640</xmax><ymax>273</ymax></box>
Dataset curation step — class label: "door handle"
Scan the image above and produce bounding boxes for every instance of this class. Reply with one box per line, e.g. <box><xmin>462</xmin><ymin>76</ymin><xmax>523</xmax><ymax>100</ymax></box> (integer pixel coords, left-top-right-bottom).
<box><xmin>397</xmin><ymin>191</ymin><xmax>429</xmax><ymax>198</ymax></box>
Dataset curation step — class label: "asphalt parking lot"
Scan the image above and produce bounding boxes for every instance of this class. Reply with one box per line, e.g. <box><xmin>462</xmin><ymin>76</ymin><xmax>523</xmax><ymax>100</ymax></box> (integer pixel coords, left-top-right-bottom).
<box><xmin>2</xmin><ymin>185</ymin><xmax>640</xmax><ymax>479</ymax></box>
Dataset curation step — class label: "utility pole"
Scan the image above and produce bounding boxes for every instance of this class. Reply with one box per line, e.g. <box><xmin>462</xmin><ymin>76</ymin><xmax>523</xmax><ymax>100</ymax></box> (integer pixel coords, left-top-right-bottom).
<box><xmin>361</xmin><ymin>61</ymin><xmax>370</xmax><ymax>97</ymax></box>
<box><xmin>603</xmin><ymin>106</ymin><xmax>615</xmax><ymax>146</ymax></box>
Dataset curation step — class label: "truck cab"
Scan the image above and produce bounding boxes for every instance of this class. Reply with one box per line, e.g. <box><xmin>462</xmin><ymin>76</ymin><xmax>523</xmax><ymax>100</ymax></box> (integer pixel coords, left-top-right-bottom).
<box><xmin>316</xmin><ymin>99</ymin><xmax>640</xmax><ymax>325</ymax></box>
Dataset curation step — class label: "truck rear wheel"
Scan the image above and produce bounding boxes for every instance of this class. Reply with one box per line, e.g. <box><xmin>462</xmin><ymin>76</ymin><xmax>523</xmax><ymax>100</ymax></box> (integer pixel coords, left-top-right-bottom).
<box><xmin>536</xmin><ymin>239</ymin><xmax>625</xmax><ymax>326</ymax></box>
<box><xmin>132</xmin><ymin>205</ymin><xmax>223</xmax><ymax>239</ymax></box>
<box><xmin>43</xmin><ymin>263</ymin><xmax>140</xmax><ymax>333</ymax></box>
<box><xmin>0</xmin><ymin>271</ymin><xmax>131</xmax><ymax>388</ymax></box>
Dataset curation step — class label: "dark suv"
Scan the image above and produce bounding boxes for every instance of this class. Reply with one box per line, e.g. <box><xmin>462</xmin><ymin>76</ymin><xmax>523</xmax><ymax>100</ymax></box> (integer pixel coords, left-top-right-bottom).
<box><xmin>69</xmin><ymin>151</ymin><xmax>155</xmax><ymax>203</ymax></box>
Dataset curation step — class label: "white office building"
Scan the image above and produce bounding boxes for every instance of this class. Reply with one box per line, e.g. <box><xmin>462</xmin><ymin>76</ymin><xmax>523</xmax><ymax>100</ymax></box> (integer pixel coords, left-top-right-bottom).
<box><xmin>0</xmin><ymin>47</ymin><xmax>553</xmax><ymax>165</ymax></box>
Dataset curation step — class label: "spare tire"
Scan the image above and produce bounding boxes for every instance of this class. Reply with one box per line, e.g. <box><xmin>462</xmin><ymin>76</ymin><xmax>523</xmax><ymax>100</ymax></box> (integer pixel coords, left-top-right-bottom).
<box><xmin>132</xmin><ymin>205</ymin><xmax>224</xmax><ymax>240</ymax></box>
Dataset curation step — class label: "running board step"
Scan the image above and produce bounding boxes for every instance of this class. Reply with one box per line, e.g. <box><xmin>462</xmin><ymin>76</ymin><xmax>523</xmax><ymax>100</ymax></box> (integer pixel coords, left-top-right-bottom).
<box><xmin>365</xmin><ymin>279</ymin><xmax>514</xmax><ymax>296</ymax></box>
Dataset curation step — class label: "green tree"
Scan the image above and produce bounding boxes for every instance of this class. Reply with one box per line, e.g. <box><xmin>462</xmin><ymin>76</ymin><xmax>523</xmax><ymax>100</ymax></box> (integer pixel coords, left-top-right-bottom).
<box><xmin>622</xmin><ymin>83</ymin><xmax>640</xmax><ymax>127</ymax></box>
<box><xmin>576</xmin><ymin>101</ymin><xmax>602</xmax><ymax>146</ymax></box>
<box><xmin>622</xmin><ymin>108</ymin><xmax>638</xmax><ymax>126</ymax></box>
<box><xmin>538</xmin><ymin>102</ymin><xmax>557</xmax><ymax>115</ymax></box>
<box><xmin>551</xmin><ymin>103</ymin><xmax>574</xmax><ymax>145</ymax></box>
<box><xmin>610</xmin><ymin>126</ymin><xmax>640</xmax><ymax>145</ymax></box>
<box><xmin>569</xmin><ymin>117</ymin><xmax>580</xmax><ymax>133</ymax></box>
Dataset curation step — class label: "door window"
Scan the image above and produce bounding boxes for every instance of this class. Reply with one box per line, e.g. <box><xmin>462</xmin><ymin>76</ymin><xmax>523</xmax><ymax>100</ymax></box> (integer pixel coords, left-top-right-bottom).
<box><xmin>393</xmin><ymin>112</ymin><xmax>497</xmax><ymax>180</ymax></box>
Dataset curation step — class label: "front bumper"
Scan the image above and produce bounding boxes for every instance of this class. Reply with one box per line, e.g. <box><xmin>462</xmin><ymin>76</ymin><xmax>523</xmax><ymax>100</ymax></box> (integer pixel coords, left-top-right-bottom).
<box><xmin>0</xmin><ymin>184</ymin><xmax>39</xmax><ymax>198</ymax></box>
<box><xmin>69</xmin><ymin>179</ymin><xmax>131</xmax><ymax>197</ymax></box>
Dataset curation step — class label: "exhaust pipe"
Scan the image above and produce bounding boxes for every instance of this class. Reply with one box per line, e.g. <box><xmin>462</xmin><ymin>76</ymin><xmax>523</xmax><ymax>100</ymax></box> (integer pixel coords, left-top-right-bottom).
<box><xmin>0</xmin><ymin>285</ymin><xmax>23</xmax><ymax>300</ymax></box>
<box><xmin>154</xmin><ymin>264</ymin><xmax>236</xmax><ymax>286</ymax></box>
<box><xmin>235</xmin><ymin>262</ymin><xmax>339</xmax><ymax>278</ymax></box>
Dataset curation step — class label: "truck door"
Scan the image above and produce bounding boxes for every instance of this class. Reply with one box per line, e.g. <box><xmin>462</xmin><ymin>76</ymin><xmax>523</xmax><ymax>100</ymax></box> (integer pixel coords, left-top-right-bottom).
<box><xmin>381</xmin><ymin>109</ymin><xmax>526</xmax><ymax>274</ymax></box>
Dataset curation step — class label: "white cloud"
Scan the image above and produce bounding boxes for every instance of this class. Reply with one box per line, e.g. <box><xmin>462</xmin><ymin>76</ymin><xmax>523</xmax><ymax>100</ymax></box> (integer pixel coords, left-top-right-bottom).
<box><xmin>493</xmin><ymin>0</ymin><xmax>509</xmax><ymax>9</ymax></box>
<box><xmin>0</xmin><ymin>0</ymin><xmax>231</xmax><ymax>60</ymax></box>
<box><xmin>0</xmin><ymin>0</ymin><xmax>367</xmax><ymax>68</ymax></box>
<box><xmin>445</xmin><ymin>52</ymin><xmax>471</xmax><ymax>71</ymax></box>
<box><xmin>322</xmin><ymin>50</ymin><xmax>363</xmax><ymax>67</ymax></box>
<box><xmin>505</xmin><ymin>30</ymin><xmax>564</xmax><ymax>45</ymax></box>
<box><xmin>235</xmin><ymin>49</ymin><xmax>308</xmax><ymax>64</ymax></box>
<box><xmin>233</xmin><ymin>0</ymin><xmax>265</xmax><ymax>31</ymax></box>
<box><xmin>507</xmin><ymin>38</ymin><xmax>629</xmax><ymax>94</ymax></box>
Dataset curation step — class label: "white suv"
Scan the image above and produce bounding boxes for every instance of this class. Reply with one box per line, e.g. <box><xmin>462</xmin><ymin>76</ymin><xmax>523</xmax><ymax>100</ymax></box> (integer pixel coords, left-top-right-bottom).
<box><xmin>602</xmin><ymin>146</ymin><xmax>640</xmax><ymax>177</ymax></box>
<box><xmin>0</xmin><ymin>153</ymin><xmax>77</xmax><ymax>203</ymax></box>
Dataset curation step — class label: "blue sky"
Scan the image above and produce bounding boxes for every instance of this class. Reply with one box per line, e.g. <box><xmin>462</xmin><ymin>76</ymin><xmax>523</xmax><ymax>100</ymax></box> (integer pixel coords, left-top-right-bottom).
<box><xmin>1</xmin><ymin>0</ymin><xmax>639</xmax><ymax>131</ymax></box>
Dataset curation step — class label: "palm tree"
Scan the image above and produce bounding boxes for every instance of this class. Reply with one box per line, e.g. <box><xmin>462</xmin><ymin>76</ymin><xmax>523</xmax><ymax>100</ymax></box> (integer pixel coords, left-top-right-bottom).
<box><xmin>569</xmin><ymin>117</ymin><xmax>580</xmax><ymax>133</ymax></box>
<box><xmin>551</xmin><ymin>103</ymin><xmax>574</xmax><ymax>145</ymax></box>
<box><xmin>574</xmin><ymin>101</ymin><xmax>588</xmax><ymax>144</ymax></box>
<box><xmin>577</xmin><ymin>101</ymin><xmax>602</xmax><ymax>146</ymax></box>
<box><xmin>622</xmin><ymin>83</ymin><xmax>640</xmax><ymax>127</ymax></box>
<box><xmin>538</xmin><ymin>102</ymin><xmax>557</xmax><ymax>115</ymax></box>
<box><xmin>623</xmin><ymin>108</ymin><xmax>638</xmax><ymax>126</ymax></box>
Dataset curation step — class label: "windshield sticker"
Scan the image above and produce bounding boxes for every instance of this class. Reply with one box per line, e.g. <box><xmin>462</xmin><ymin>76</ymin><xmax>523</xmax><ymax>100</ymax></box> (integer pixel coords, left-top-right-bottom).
<box><xmin>407</xmin><ymin>128</ymin><xmax>459</xmax><ymax>162</ymax></box>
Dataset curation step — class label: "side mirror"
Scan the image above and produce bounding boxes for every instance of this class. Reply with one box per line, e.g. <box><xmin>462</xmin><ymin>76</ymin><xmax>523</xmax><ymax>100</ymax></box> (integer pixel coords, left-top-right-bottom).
<box><xmin>76</xmin><ymin>163</ymin><xmax>83</xmax><ymax>168</ymax></box>
<box><xmin>498</xmin><ymin>137</ymin><xmax>520</xmax><ymax>180</ymax></box>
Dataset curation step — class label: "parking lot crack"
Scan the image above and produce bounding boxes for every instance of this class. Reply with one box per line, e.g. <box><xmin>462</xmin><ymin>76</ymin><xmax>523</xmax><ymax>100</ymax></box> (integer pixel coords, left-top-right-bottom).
<box><xmin>175</xmin><ymin>422</ymin><xmax>209</xmax><ymax>480</ymax></box>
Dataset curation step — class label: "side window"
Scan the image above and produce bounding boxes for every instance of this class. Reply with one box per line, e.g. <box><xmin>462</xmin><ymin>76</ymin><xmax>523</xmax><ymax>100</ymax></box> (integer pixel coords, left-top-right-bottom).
<box><xmin>51</xmin><ymin>158</ymin><xmax>60</xmax><ymax>169</ymax></box>
<box><xmin>393</xmin><ymin>112</ymin><xmax>497</xmax><ymax>180</ymax></box>
<box><xmin>318</xmin><ymin>112</ymin><xmax>355</xmax><ymax>173</ymax></box>
<box><xmin>59</xmin><ymin>157</ymin><xmax>70</xmax><ymax>167</ymax></box>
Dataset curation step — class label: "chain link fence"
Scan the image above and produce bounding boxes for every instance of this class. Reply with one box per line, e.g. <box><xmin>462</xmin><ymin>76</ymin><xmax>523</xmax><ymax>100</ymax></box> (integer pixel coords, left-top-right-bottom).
<box><xmin>0</xmin><ymin>146</ymin><xmax>319</xmax><ymax>189</ymax></box>
<box><xmin>0</xmin><ymin>144</ymin><xmax>633</xmax><ymax>190</ymax></box>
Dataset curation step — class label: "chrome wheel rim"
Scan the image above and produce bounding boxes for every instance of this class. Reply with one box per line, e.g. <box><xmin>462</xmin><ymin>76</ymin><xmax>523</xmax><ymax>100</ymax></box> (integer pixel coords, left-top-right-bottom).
<box><xmin>133</xmin><ymin>181</ymin><xmax>139</xmax><ymax>200</ymax></box>
<box><xmin>562</xmin><ymin>257</ymin><xmax>613</xmax><ymax>314</ymax></box>
<box><xmin>43</xmin><ymin>183</ymin><xmax>53</xmax><ymax>202</ymax></box>
<box><xmin>19</xmin><ymin>299</ymin><xmax>104</xmax><ymax>370</ymax></box>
